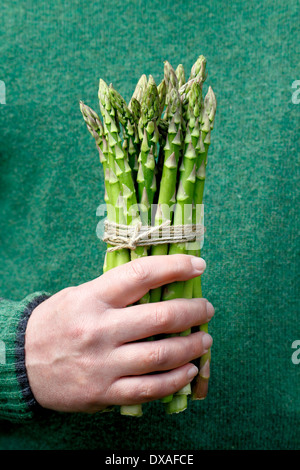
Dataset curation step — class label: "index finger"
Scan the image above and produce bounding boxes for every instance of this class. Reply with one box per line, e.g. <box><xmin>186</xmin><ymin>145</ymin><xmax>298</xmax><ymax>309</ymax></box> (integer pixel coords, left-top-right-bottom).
<box><xmin>90</xmin><ymin>254</ymin><xmax>206</xmax><ymax>307</ymax></box>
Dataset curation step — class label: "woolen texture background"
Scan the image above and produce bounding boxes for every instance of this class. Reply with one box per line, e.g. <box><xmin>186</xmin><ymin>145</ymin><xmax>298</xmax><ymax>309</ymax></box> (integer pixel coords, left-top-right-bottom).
<box><xmin>0</xmin><ymin>0</ymin><xmax>299</xmax><ymax>450</ymax></box>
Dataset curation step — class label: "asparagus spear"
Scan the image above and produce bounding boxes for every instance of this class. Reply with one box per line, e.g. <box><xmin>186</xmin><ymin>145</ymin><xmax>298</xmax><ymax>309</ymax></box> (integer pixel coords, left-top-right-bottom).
<box><xmin>160</xmin><ymin>81</ymin><xmax>203</xmax><ymax>412</ymax></box>
<box><xmin>163</xmin><ymin>61</ymin><xmax>179</xmax><ymax>121</ymax></box>
<box><xmin>149</xmin><ymin>88</ymin><xmax>183</xmax><ymax>303</ymax></box>
<box><xmin>157</xmin><ymin>79</ymin><xmax>167</xmax><ymax>116</ymax></box>
<box><xmin>98</xmin><ymin>81</ymin><xmax>133</xmax><ymax>270</ymax></box>
<box><xmin>79</xmin><ymin>102</ymin><xmax>127</xmax><ymax>269</ymax></box>
<box><xmin>109</xmin><ymin>85</ymin><xmax>140</xmax><ymax>181</ymax></box>
<box><xmin>175</xmin><ymin>64</ymin><xmax>186</xmax><ymax>89</ymax></box>
<box><xmin>79</xmin><ymin>101</ymin><xmax>104</xmax><ymax>150</ymax></box>
<box><xmin>189</xmin><ymin>54</ymin><xmax>207</xmax><ymax>81</ymax></box>
<box><xmin>191</xmin><ymin>86</ymin><xmax>217</xmax><ymax>400</ymax></box>
<box><xmin>128</xmin><ymin>75</ymin><xmax>147</xmax><ymax>185</ymax></box>
<box><xmin>162</xmin><ymin>81</ymin><xmax>202</xmax><ymax>302</ymax></box>
<box><xmin>128</xmin><ymin>73</ymin><xmax>148</xmax><ymax>111</ymax></box>
<box><xmin>137</xmin><ymin>75</ymin><xmax>160</xmax><ymax>225</ymax></box>
<box><xmin>179</xmin><ymin>55</ymin><xmax>206</xmax><ymax>128</ymax></box>
<box><xmin>162</xmin><ymin>58</ymin><xmax>207</xmax><ymax>302</ymax></box>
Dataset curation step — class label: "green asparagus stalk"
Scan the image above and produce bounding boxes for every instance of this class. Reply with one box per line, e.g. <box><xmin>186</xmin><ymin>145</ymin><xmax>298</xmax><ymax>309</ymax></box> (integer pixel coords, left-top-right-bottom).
<box><xmin>155</xmin><ymin>80</ymin><xmax>168</xmax><ymax>189</ymax></box>
<box><xmin>163</xmin><ymin>61</ymin><xmax>179</xmax><ymax>121</ymax></box>
<box><xmin>147</xmin><ymin>88</ymin><xmax>183</xmax><ymax>405</ymax></box>
<box><xmin>109</xmin><ymin>85</ymin><xmax>140</xmax><ymax>182</ymax></box>
<box><xmin>191</xmin><ymin>86</ymin><xmax>217</xmax><ymax>400</ymax></box>
<box><xmin>163</xmin><ymin>68</ymin><xmax>210</xmax><ymax>410</ymax></box>
<box><xmin>189</xmin><ymin>54</ymin><xmax>207</xmax><ymax>81</ymax></box>
<box><xmin>99</xmin><ymin>82</ymin><xmax>133</xmax><ymax>270</ymax></box>
<box><xmin>106</xmin><ymin>84</ymin><xmax>150</xmax><ymax>265</ymax></box>
<box><xmin>157</xmin><ymin>79</ymin><xmax>167</xmax><ymax>116</ymax></box>
<box><xmin>159</xmin><ymin>82</ymin><xmax>202</xmax><ymax>411</ymax></box>
<box><xmin>127</xmin><ymin>75</ymin><xmax>147</xmax><ymax>185</ymax></box>
<box><xmin>128</xmin><ymin>73</ymin><xmax>148</xmax><ymax>111</ymax></box>
<box><xmin>162</xmin><ymin>57</ymin><xmax>207</xmax><ymax>302</ymax></box>
<box><xmin>79</xmin><ymin>101</ymin><xmax>104</xmax><ymax>150</ymax></box>
<box><xmin>99</xmin><ymin>81</ymin><xmax>135</xmax><ymax>226</ymax></box>
<box><xmin>149</xmin><ymin>88</ymin><xmax>183</xmax><ymax>304</ymax></box>
<box><xmin>109</xmin><ymin>83</ymin><xmax>156</xmax><ymax>417</ymax></box>
<box><xmin>162</xmin><ymin>81</ymin><xmax>202</xmax><ymax>302</ymax></box>
<box><xmin>179</xmin><ymin>55</ymin><xmax>206</xmax><ymax>133</ymax></box>
<box><xmin>137</xmin><ymin>75</ymin><xmax>160</xmax><ymax>225</ymax></box>
<box><xmin>79</xmin><ymin>102</ymin><xmax>128</xmax><ymax>269</ymax></box>
<box><xmin>175</xmin><ymin>64</ymin><xmax>186</xmax><ymax>89</ymax></box>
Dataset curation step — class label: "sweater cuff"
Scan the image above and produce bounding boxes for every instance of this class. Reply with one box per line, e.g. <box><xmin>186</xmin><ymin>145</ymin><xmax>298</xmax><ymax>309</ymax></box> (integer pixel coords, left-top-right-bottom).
<box><xmin>0</xmin><ymin>292</ymin><xmax>50</xmax><ymax>422</ymax></box>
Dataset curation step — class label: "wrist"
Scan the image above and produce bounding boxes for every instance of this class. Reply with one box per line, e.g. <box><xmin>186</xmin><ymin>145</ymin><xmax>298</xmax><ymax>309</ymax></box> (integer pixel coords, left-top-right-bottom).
<box><xmin>15</xmin><ymin>293</ymin><xmax>51</xmax><ymax>413</ymax></box>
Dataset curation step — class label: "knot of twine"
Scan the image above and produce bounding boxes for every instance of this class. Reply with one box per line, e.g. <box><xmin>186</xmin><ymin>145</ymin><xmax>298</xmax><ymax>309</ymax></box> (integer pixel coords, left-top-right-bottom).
<box><xmin>103</xmin><ymin>220</ymin><xmax>205</xmax><ymax>252</ymax></box>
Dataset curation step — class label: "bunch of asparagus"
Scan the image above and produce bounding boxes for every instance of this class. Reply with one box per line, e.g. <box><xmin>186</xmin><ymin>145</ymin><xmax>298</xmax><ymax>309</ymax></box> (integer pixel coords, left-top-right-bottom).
<box><xmin>80</xmin><ymin>55</ymin><xmax>217</xmax><ymax>416</ymax></box>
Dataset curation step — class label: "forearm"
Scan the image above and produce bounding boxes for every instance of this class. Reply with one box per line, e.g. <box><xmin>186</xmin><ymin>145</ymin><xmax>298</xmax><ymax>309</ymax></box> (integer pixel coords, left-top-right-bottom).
<box><xmin>0</xmin><ymin>292</ymin><xmax>50</xmax><ymax>422</ymax></box>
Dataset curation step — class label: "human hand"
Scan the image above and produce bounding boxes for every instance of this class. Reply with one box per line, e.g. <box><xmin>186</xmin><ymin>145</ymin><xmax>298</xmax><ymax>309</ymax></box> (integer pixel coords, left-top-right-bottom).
<box><xmin>25</xmin><ymin>254</ymin><xmax>214</xmax><ymax>413</ymax></box>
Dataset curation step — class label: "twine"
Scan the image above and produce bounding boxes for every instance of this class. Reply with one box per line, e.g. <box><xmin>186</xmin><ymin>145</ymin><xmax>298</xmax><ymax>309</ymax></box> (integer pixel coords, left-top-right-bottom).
<box><xmin>103</xmin><ymin>219</ymin><xmax>205</xmax><ymax>252</ymax></box>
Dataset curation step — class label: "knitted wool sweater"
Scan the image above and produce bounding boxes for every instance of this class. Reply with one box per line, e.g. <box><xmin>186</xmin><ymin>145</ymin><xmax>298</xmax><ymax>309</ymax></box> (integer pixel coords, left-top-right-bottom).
<box><xmin>0</xmin><ymin>294</ymin><xmax>50</xmax><ymax>422</ymax></box>
<box><xmin>0</xmin><ymin>0</ymin><xmax>299</xmax><ymax>451</ymax></box>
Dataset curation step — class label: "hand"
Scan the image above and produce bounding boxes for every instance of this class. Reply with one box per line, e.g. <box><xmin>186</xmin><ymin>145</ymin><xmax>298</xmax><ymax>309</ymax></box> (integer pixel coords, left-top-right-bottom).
<box><xmin>25</xmin><ymin>254</ymin><xmax>214</xmax><ymax>413</ymax></box>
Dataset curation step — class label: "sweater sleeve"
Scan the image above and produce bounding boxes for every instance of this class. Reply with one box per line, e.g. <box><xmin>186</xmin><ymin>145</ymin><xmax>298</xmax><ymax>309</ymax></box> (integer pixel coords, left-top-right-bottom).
<box><xmin>0</xmin><ymin>292</ymin><xmax>50</xmax><ymax>423</ymax></box>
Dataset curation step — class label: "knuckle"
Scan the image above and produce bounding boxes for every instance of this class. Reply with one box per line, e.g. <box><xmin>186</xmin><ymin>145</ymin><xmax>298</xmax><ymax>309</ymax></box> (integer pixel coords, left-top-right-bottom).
<box><xmin>169</xmin><ymin>254</ymin><xmax>194</xmax><ymax>281</ymax></box>
<box><xmin>84</xmin><ymin>386</ymin><xmax>110</xmax><ymax>414</ymax></box>
<box><xmin>168</xmin><ymin>374</ymin><xmax>181</xmax><ymax>394</ymax></box>
<box><xmin>190</xmin><ymin>334</ymin><xmax>203</xmax><ymax>357</ymax></box>
<box><xmin>69</xmin><ymin>320</ymin><xmax>101</xmax><ymax>347</ymax></box>
<box><xmin>127</xmin><ymin>259</ymin><xmax>148</xmax><ymax>283</ymax></box>
<box><xmin>83</xmin><ymin>387</ymin><xmax>99</xmax><ymax>410</ymax></box>
<box><xmin>54</xmin><ymin>286</ymin><xmax>77</xmax><ymax>311</ymax></box>
<box><xmin>68</xmin><ymin>322</ymin><xmax>88</xmax><ymax>343</ymax></box>
<box><xmin>152</xmin><ymin>304</ymin><xmax>172</xmax><ymax>330</ymax></box>
<box><xmin>149</xmin><ymin>344</ymin><xmax>168</xmax><ymax>368</ymax></box>
<box><xmin>192</xmin><ymin>298</ymin><xmax>207</xmax><ymax>318</ymax></box>
<box><xmin>136</xmin><ymin>382</ymin><xmax>157</xmax><ymax>402</ymax></box>
<box><xmin>176</xmin><ymin>254</ymin><xmax>193</xmax><ymax>273</ymax></box>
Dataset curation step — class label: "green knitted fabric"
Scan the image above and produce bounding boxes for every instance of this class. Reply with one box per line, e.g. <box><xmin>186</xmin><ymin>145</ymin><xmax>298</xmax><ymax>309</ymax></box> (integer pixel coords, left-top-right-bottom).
<box><xmin>0</xmin><ymin>293</ymin><xmax>49</xmax><ymax>422</ymax></box>
<box><xmin>0</xmin><ymin>0</ymin><xmax>299</xmax><ymax>451</ymax></box>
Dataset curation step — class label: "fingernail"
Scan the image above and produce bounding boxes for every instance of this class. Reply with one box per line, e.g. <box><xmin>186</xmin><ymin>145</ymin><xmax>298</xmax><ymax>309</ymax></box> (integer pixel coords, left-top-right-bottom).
<box><xmin>191</xmin><ymin>257</ymin><xmax>206</xmax><ymax>273</ymax></box>
<box><xmin>206</xmin><ymin>301</ymin><xmax>215</xmax><ymax>319</ymax></box>
<box><xmin>202</xmin><ymin>333</ymin><xmax>213</xmax><ymax>351</ymax></box>
<box><xmin>187</xmin><ymin>364</ymin><xmax>199</xmax><ymax>380</ymax></box>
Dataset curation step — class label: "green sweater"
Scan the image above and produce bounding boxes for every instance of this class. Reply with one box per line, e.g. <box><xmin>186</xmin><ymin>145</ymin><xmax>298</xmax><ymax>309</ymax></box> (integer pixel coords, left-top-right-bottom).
<box><xmin>0</xmin><ymin>0</ymin><xmax>299</xmax><ymax>451</ymax></box>
<box><xmin>0</xmin><ymin>293</ymin><xmax>49</xmax><ymax>422</ymax></box>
